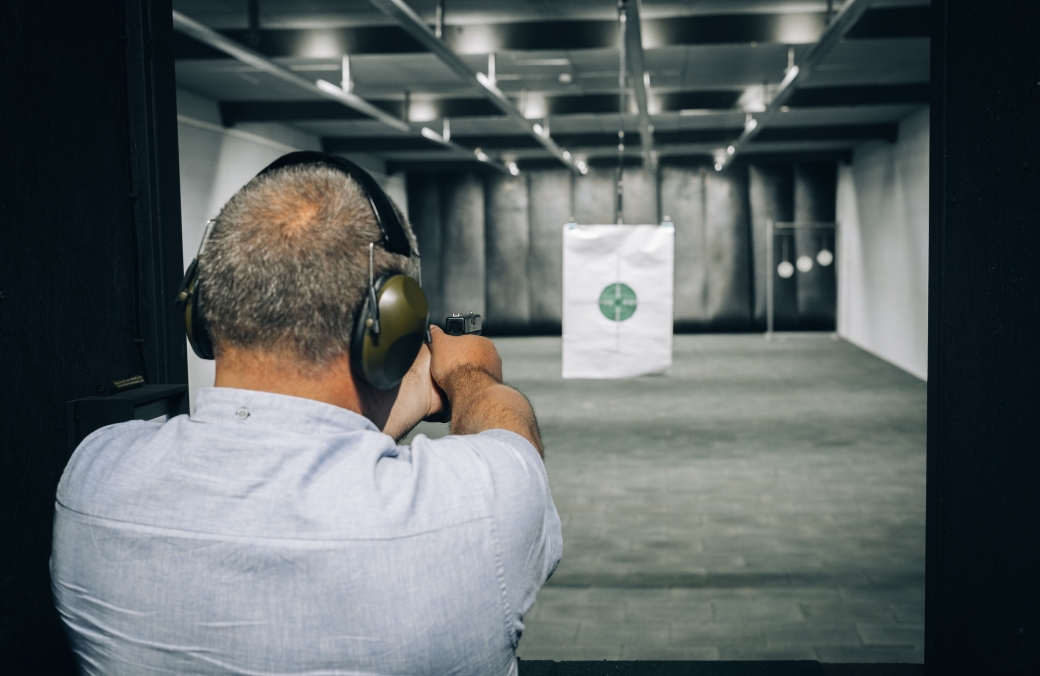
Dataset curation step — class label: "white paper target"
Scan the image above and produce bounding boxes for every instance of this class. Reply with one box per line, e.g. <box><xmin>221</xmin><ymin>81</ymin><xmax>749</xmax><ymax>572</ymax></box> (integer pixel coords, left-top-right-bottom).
<box><xmin>562</xmin><ymin>224</ymin><xmax>674</xmax><ymax>379</ymax></box>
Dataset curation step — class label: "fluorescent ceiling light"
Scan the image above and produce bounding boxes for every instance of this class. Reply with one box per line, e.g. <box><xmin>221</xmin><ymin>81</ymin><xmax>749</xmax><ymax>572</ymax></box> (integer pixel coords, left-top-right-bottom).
<box><xmin>316</xmin><ymin>79</ymin><xmax>345</xmax><ymax>96</ymax></box>
<box><xmin>737</xmin><ymin>85</ymin><xmax>767</xmax><ymax>113</ymax></box>
<box><xmin>523</xmin><ymin>93</ymin><xmax>547</xmax><ymax>119</ymax></box>
<box><xmin>409</xmin><ymin>100</ymin><xmax>438</xmax><ymax>123</ymax></box>
<box><xmin>778</xmin><ymin>65</ymin><xmax>800</xmax><ymax>92</ymax></box>
<box><xmin>475</xmin><ymin>71</ymin><xmax>504</xmax><ymax>96</ymax></box>
<box><xmin>421</xmin><ymin>127</ymin><xmax>444</xmax><ymax>143</ymax></box>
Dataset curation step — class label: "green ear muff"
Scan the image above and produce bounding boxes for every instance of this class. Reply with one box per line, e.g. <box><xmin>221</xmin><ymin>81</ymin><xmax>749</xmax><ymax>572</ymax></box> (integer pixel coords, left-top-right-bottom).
<box><xmin>176</xmin><ymin>258</ymin><xmax>215</xmax><ymax>360</ymax></box>
<box><xmin>352</xmin><ymin>274</ymin><xmax>430</xmax><ymax>390</ymax></box>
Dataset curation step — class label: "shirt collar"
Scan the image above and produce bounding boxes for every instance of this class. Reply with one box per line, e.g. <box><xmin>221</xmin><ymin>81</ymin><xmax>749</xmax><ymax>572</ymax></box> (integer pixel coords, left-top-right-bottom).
<box><xmin>191</xmin><ymin>387</ymin><xmax>380</xmax><ymax>435</ymax></box>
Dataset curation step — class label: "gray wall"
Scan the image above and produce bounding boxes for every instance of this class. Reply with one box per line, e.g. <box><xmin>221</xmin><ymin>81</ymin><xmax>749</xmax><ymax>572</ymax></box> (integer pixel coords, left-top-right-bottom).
<box><xmin>485</xmin><ymin>174</ymin><xmax>530</xmax><ymax>333</ymax></box>
<box><xmin>573</xmin><ymin>168</ymin><xmax>614</xmax><ymax>225</ymax></box>
<box><xmin>660</xmin><ymin>166</ymin><xmax>707</xmax><ymax>328</ymax></box>
<box><xmin>704</xmin><ymin>167</ymin><xmax>754</xmax><ymax>330</ymax></box>
<box><xmin>441</xmin><ymin>173</ymin><xmax>486</xmax><ymax>320</ymax></box>
<box><xmin>794</xmin><ymin>163</ymin><xmax>838</xmax><ymax>329</ymax></box>
<box><xmin>407</xmin><ymin>173</ymin><xmax>445</xmax><ymax>325</ymax></box>
<box><xmin>748</xmin><ymin>164</ymin><xmax>794</xmax><ymax>329</ymax></box>
<box><xmin>409</xmin><ymin>162</ymin><xmax>837</xmax><ymax>335</ymax></box>
<box><xmin>528</xmin><ymin>170</ymin><xmax>571</xmax><ymax>332</ymax></box>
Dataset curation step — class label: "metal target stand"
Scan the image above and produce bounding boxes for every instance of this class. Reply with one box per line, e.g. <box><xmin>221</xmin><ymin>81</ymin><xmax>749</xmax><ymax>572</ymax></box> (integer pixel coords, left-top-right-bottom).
<box><xmin>765</xmin><ymin>220</ymin><xmax>839</xmax><ymax>341</ymax></box>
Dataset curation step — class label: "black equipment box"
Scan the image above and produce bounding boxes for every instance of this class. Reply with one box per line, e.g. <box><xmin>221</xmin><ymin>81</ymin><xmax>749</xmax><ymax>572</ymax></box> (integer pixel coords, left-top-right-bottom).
<box><xmin>66</xmin><ymin>384</ymin><xmax>189</xmax><ymax>452</ymax></box>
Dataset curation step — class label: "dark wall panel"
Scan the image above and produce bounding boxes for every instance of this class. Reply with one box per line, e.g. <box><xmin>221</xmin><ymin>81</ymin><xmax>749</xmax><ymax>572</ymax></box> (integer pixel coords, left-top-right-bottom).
<box><xmin>622</xmin><ymin>167</ymin><xmax>659</xmax><ymax>225</ymax></box>
<box><xmin>703</xmin><ymin>167</ymin><xmax>754</xmax><ymax>329</ymax></box>
<box><xmin>660</xmin><ymin>166</ymin><xmax>707</xmax><ymax>329</ymax></box>
<box><xmin>793</xmin><ymin>163</ymin><xmax>837</xmax><ymax>329</ymax></box>
<box><xmin>1</xmin><ymin>0</ymin><xmax>184</xmax><ymax>671</ymax></box>
<box><xmin>748</xmin><ymin>164</ymin><xmax>795</xmax><ymax>330</ymax></box>
<box><xmin>440</xmin><ymin>173</ymin><xmax>485</xmax><ymax>318</ymax></box>
<box><xmin>573</xmin><ymin>168</ymin><xmax>615</xmax><ymax>225</ymax></box>
<box><xmin>527</xmin><ymin>169</ymin><xmax>572</xmax><ymax>332</ymax></box>
<box><xmin>407</xmin><ymin>173</ymin><xmax>444</xmax><ymax>326</ymax></box>
<box><xmin>484</xmin><ymin>174</ymin><xmax>530</xmax><ymax>333</ymax></box>
<box><xmin>927</xmin><ymin>1</ymin><xmax>1040</xmax><ymax>673</ymax></box>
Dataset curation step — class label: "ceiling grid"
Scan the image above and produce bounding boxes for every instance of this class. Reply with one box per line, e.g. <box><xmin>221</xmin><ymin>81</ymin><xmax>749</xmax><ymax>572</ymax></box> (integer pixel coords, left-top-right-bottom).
<box><xmin>172</xmin><ymin>0</ymin><xmax>931</xmax><ymax>172</ymax></box>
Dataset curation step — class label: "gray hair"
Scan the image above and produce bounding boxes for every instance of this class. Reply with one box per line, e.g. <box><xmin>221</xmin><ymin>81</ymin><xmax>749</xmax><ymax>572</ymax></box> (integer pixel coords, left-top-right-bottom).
<box><xmin>198</xmin><ymin>163</ymin><xmax>419</xmax><ymax>367</ymax></box>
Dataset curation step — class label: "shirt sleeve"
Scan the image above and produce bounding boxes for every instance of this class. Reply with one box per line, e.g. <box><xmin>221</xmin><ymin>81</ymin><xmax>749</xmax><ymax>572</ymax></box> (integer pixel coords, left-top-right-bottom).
<box><xmin>466</xmin><ymin>430</ymin><xmax>563</xmax><ymax>642</ymax></box>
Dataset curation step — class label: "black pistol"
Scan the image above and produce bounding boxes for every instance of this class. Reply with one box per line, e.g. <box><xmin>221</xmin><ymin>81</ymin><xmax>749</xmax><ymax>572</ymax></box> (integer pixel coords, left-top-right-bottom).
<box><xmin>446</xmin><ymin>313</ymin><xmax>482</xmax><ymax>336</ymax></box>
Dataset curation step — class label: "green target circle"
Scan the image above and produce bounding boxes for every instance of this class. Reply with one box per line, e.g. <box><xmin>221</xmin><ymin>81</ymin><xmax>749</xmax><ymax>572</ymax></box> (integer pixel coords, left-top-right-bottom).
<box><xmin>599</xmin><ymin>283</ymin><xmax>638</xmax><ymax>322</ymax></box>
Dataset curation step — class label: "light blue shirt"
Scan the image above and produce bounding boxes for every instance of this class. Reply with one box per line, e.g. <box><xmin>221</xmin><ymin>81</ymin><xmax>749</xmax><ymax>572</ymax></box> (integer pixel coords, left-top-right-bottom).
<box><xmin>51</xmin><ymin>387</ymin><xmax>562</xmax><ymax>676</ymax></box>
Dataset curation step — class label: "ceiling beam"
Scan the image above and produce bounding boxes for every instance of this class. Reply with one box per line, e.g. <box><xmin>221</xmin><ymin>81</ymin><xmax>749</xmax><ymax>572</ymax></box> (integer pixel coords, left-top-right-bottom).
<box><xmin>173</xmin><ymin>8</ymin><xmax>928</xmax><ymax>60</ymax></box>
<box><xmin>171</xmin><ymin>10</ymin><xmax>507</xmax><ymax>173</ymax></box>
<box><xmin>718</xmin><ymin>0</ymin><xmax>878</xmax><ymax>171</ymax></box>
<box><xmin>387</xmin><ymin>148</ymin><xmax>855</xmax><ymax>174</ymax></box>
<box><xmin>173</xmin><ymin>11</ymin><xmax>408</xmax><ymax>132</ymax></box>
<box><xmin>217</xmin><ymin>85</ymin><xmax>927</xmax><ymax>126</ymax></box>
<box><xmin>324</xmin><ymin>123</ymin><xmax>898</xmax><ymax>153</ymax></box>
<box><xmin>620</xmin><ymin>0</ymin><xmax>654</xmax><ymax>164</ymax></box>
<box><xmin>365</xmin><ymin>0</ymin><xmax>581</xmax><ymax>173</ymax></box>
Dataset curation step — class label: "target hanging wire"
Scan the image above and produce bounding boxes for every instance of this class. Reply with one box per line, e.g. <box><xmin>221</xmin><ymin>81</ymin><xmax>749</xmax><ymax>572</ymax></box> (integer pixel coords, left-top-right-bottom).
<box><xmin>777</xmin><ymin>234</ymin><xmax>794</xmax><ymax>279</ymax></box>
<box><xmin>817</xmin><ymin>231</ymin><xmax>834</xmax><ymax>267</ymax></box>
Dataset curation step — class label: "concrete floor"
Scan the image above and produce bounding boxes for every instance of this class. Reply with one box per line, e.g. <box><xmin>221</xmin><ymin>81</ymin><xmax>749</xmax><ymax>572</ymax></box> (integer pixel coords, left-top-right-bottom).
<box><xmin>409</xmin><ymin>334</ymin><xmax>926</xmax><ymax>663</ymax></box>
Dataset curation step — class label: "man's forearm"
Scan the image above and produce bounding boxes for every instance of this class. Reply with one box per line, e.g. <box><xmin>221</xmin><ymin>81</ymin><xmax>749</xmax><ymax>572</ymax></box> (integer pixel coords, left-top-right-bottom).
<box><xmin>444</xmin><ymin>368</ymin><xmax>543</xmax><ymax>456</ymax></box>
<box><xmin>381</xmin><ymin>344</ymin><xmax>446</xmax><ymax>442</ymax></box>
<box><xmin>382</xmin><ymin>394</ymin><xmax>426</xmax><ymax>441</ymax></box>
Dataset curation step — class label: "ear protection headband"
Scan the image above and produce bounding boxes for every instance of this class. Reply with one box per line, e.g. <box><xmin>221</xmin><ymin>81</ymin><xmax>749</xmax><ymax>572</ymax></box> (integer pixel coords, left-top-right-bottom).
<box><xmin>175</xmin><ymin>151</ymin><xmax>430</xmax><ymax>390</ymax></box>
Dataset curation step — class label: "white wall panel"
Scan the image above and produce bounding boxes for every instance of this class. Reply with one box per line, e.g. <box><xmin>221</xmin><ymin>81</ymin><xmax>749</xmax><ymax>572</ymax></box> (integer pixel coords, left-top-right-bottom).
<box><xmin>837</xmin><ymin>107</ymin><xmax>929</xmax><ymax>380</ymax></box>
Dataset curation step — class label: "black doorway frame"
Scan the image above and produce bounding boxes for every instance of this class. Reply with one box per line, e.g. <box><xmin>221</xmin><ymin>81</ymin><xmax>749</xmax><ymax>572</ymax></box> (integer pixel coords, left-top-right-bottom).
<box><xmin>923</xmin><ymin>1</ymin><xmax>1040</xmax><ymax>674</ymax></box>
<box><xmin>3</xmin><ymin>0</ymin><xmax>1039</xmax><ymax>673</ymax></box>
